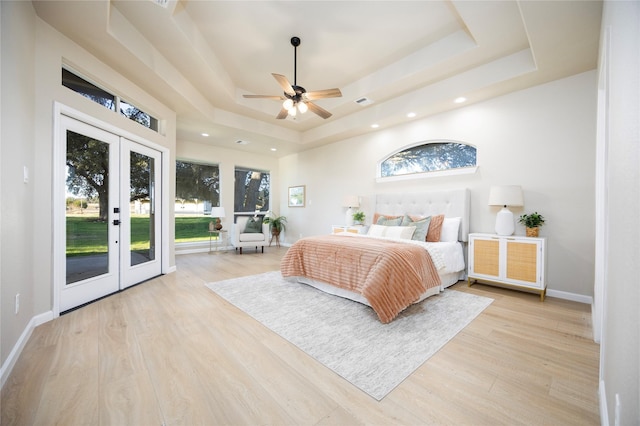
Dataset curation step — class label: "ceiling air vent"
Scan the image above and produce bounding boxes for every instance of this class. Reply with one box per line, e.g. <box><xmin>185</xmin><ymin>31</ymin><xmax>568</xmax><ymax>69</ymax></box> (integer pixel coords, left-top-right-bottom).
<box><xmin>151</xmin><ymin>0</ymin><xmax>169</xmax><ymax>8</ymax></box>
<box><xmin>236</xmin><ymin>140</ymin><xmax>250</xmax><ymax>145</ymax></box>
<box><xmin>354</xmin><ymin>97</ymin><xmax>374</xmax><ymax>106</ymax></box>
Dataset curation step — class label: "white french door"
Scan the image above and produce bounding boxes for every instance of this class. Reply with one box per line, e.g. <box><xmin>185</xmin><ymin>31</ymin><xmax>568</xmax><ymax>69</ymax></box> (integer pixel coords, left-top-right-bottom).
<box><xmin>59</xmin><ymin>115</ymin><xmax>162</xmax><ymax>312</ymax></box>
<box><xmin>120</xmin><ymin>139</ymin><xmax>162</xmax><ymax>288</ymax></box>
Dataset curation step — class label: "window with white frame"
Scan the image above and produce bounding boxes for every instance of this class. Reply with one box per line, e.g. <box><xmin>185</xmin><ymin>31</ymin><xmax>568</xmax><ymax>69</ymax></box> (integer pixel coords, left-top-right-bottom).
<box><xmin>379</xmin><ymin>140</ymin><xmax>477</xmax><ymax>179</ymax></box>
<box><xmin>234</xmin><ymin>167</ymin><xmax>270</xmax><ymax>214</ymax></box>
<box><xmin>62</xmin><ymin>68</ymin><xmax>159</xmax><ymax>132</ymax></box>
<box><xmin>174</xmin><ymin>160</ymin><xmax>220</xmax><ymax>243</ymax></box>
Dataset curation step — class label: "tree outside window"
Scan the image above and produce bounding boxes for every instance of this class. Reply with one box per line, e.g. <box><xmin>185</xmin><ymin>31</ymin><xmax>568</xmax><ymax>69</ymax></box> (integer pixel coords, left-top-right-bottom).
<box><xmin>175</xmin><ymin>161</ymin><xmax>220</xmax><ymax>243</ymax></box>
<box><xmin>234</xmin><ymin>168</ymin><xmax>270</xmax><ymax>213</ymax></box>
<box><xmin>175</xmin><ymin>161</ymin><xmax>220</xmax><ymax>212</ymax></box>
<box><xmin>380</xmin><ymin>141</ymin><xmax>476</xmax><ymax>178</ymax></box>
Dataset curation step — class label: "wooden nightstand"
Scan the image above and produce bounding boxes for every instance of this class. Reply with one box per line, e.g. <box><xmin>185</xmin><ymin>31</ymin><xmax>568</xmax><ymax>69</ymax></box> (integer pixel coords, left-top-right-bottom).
<box><xmin>468</xmin><ymin>233</ymin><xmax>547</xmax><ymax>300</ymax></box>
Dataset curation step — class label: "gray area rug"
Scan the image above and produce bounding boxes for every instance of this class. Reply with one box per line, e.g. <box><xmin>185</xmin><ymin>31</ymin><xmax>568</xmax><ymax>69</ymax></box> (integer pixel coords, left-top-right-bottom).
<box><xmin>206</xmin><ymin>271</ymin><xmax>493</xmax><ymax>400</ymax></box>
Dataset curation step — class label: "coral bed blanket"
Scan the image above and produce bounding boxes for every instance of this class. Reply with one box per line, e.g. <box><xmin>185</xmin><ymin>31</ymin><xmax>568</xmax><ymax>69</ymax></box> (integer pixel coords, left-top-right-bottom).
<box><xmin>280</xmin><ymin>234</ymin><xmax>441</xmax><ymax>323</ymax></box>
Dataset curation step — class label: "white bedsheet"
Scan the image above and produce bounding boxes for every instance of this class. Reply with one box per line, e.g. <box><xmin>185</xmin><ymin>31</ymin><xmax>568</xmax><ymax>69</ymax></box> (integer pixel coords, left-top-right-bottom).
<box><xmin>334</xmin><ymin>232</ymin><xmax>466</xmax><ymax>276</ymax></box>
<box><xmin>288</xmin><ymin>233</ymin><xmax>467</xmax><ymax>307</ymax></box>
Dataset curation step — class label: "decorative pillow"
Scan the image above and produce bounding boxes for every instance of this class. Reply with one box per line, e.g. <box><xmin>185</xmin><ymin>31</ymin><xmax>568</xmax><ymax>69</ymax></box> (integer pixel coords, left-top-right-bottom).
<box><xmin>401</xmin><ymin>214</ymin><xmax>431</xmax><ymax>242</ymax></box>
<box><xmin>440</xmin><ymin>217</ymin><xmax>462</xmax><ymax>242</ymax></box>
<box><xmin>385</xmin><ymin>225</ymin><xmax>416</xmax><ymax>240</ymax></box>
<box><xmin>243</xmin><ymin>217</ymin><xmax>263</xmax><ymax>233</ymax></box>
<box><xmin>426</xmin><ymin>214</ymin><xmax>445</xmax><ymax>242</ymax></box>
<box><xmin>376</xmin><ymin>216</ymin><xmax>403</xmax><ymax>226</ymax></box>
<box><xmin>372</xmin><ymin>213</ymin><xmax>402</xmax><ymax>225</ymax></box>
<box><xmin>367</xmin><ymin>224</ymin><xmax>387</xmax><ymax>237</ymax></box>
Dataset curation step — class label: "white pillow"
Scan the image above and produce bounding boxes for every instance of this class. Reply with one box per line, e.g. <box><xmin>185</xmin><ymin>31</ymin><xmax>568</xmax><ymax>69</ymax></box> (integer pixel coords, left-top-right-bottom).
<box><xmin>367</xmin><ymin>224</ymin><xmax>387</xmax><ymax>237</ymax></box>
<box><xmin>440</xmin><ymin>217</ymin><xmax>461</xmax><ymax>242</ymax></box>
<box><xmin>385</xmin><ymin>225</ymin><xmax>416</xmax><ymax>240</ymax></box>
<box><xmin>367</xmin><ymin>224</ymin><xmax>416</xmax><ymax>240</ymax></box>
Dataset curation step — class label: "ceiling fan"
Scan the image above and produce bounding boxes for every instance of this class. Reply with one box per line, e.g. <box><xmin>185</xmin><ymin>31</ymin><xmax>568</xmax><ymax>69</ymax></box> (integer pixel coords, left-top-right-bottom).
<box><xmin>243</xmin><ymin>36</ymin><xmax>342</xmax><ymax>119</ymax></box>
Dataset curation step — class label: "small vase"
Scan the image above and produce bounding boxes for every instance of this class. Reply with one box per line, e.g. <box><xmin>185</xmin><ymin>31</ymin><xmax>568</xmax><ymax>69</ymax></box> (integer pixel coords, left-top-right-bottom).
<box><xmin>526</xmin><ymin>227</ymin><xmax>539</xmax><ymax>237</ymax></box>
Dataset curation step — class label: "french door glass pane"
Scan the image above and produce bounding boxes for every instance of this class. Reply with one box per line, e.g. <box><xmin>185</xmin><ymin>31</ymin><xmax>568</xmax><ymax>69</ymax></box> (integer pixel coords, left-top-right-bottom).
<box><xmin>65</xmin><ymin>130</ymin><xmax>110</xmax><ymax>284</ymax></box>
<box><xmin>130</xmin><ymin>151</ymin><xmax>155</xmax><ymax>266</ymax></box>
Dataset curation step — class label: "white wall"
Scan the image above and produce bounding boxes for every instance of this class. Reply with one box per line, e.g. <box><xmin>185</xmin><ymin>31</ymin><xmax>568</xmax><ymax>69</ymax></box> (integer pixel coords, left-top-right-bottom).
<box><xmin>279</xmin><ymin>71</ymin><xmax>597</xmax><ymax>298</ymax></box>
<box><xmin>598</xmin><ymin>1</ymin><xmax>640</xmax><ymax>424</ymax></box>
<box><xmin>1</xmin><ymin>0</ymin><xmax>37</xmax><ymax>369</ymax></box>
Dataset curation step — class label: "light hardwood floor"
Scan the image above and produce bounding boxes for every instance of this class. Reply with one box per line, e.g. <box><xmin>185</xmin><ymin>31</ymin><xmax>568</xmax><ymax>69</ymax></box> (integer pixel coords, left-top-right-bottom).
<box><xmin>2</xmin><ymin>247</ymin><xmax>600</xmax><ymax>425</ymax></box>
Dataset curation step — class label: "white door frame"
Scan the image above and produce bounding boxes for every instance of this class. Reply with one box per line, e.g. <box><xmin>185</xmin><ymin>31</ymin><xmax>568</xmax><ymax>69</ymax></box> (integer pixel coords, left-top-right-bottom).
<box><xmin>58</xmin><ymin>115</ymin><xmax>121</xmax><ymax>311</ymax></box>
<box><xmin>120</xmin><ymin>138</ymin><xmax>163</xmax><ymax>288</ymax></box>
<box><xmin>52</xmin><ymin>102</ymin><xmax>170</xmax><ymax>316</ymax></box>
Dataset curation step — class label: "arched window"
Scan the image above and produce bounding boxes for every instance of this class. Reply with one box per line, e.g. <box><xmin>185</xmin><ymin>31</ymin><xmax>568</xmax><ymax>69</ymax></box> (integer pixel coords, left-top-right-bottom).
<box><xmin>378</xmin><ymin>140</ymin><xmax>477</xmax><ymax>180</ymax></box>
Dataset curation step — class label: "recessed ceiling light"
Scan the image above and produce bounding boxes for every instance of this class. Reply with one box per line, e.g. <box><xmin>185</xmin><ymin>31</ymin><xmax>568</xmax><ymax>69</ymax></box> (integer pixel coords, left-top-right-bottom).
<box><xmin>371</xmin><ymin>124</ymin><xmax>379</xmax><ymax>129</ymax></box>
<box><xmin>201</xmin><ymin>133</ymin><xmax>209</xmax><ymax>137</ymax></box>
<box><xmin>407</xmin><ymin>112</ymin><xmax>416</xmax><ymax>118</ymax></box>
<box><xmin>270</xmin><ymin>148</ymin><xmax>277</xmax><ymax>152</ymax></box>
<box><xmin>454</xmin><ymin>97</ymin><xmax>467</xmax><ymax>104</ymax></box>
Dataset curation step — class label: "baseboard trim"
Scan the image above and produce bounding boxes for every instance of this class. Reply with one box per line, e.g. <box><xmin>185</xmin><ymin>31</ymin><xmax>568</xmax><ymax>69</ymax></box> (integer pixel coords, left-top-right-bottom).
<box><xmin>546</xmin><ymin>289</ymin><xmax>593</xmax><ymax>304</ymax></box>
<box><xmin>599</xmin><ymin>380</ymin><xmax>609</xmax><ymax>426</ymax></box>
<box><xmin>0</xmin><ymin>310</ymin><xmax>54</xmax><ymax>389</ymax></box>
<box><xmin>175</xmin><ymin>246</ymin><xmax>233</xmax><ymax>255</ymax></box>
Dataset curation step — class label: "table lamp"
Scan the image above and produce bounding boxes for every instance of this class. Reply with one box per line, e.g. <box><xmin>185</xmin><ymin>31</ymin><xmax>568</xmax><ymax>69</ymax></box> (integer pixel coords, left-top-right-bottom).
<box><xmin>210</xmin><ymin>206</ymin><xmax>226</xmax><ymax>231</ymax></box>
<box><xmin>488</xmin><ymin>185</ymin><xmax>523</xmax><ymax>236</ymax></box>
<box><xmin>342</xmin><ymin>195</ymin><xmax>360</xmax><ymax>226</ymax></box>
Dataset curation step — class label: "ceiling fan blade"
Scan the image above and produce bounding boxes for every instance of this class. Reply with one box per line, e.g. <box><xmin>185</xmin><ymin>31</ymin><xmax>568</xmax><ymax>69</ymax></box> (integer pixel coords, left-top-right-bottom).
<box><xmin>303</xmin><ymin>88</ymin><xmax>342</xmax><ymax>100</ymax></box>
<box><xmin>243</xmin><ymin>94</ymin><xmax>284</xmax><ymax>100</ymax></box>
<box><xmin>306</xmin><ymin>101</ymin><xmax>332</xmax><ymax>119</ymax></box>
<box><xmin>276</xmin><ymin>108</ymin><xmax>289</xmax><ymax>119</ymax></box>
<box><xmin>272</xmin><ymin>73</ymin><xmax>295</xmax><ymax>96</ymax></box>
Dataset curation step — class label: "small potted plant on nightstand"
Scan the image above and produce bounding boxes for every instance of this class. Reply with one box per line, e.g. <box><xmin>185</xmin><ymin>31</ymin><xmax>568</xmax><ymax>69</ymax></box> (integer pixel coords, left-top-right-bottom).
<box><xmin>518</xmin><ymin>212</ymin><xmax>545</xmax><ymax>237</ymax></box>
<box><xmin>352</xmin><ymin>211</ymin><xmax>366</xmax><ymax>225</ymax></box>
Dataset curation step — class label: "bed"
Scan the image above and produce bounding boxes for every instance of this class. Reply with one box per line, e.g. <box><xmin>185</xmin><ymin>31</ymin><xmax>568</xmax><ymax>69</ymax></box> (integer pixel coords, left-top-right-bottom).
<box><xmin>281</xmin><ymin>188</ymin><xmax>470</xmax><ymax>323</ymax></box>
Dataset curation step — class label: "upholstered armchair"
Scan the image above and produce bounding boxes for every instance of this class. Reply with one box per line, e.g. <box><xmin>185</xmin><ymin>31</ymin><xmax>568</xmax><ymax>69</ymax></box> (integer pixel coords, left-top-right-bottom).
<box><xmin>231</xmin><ymin>216</ymin><xmax>270</xmax><ymax>254</ymax></box>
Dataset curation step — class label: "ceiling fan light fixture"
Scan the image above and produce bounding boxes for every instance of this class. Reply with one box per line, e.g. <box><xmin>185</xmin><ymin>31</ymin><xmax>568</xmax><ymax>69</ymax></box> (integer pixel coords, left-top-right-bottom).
<box><xmin>243</xmin><ymin>36</ymin><xmax>341</xmax><ymax>120</ymax></box>
<box><xmin>283</xmin><ymin>99</ymin><xmax>294</xmax><ymax>110</ymax></box>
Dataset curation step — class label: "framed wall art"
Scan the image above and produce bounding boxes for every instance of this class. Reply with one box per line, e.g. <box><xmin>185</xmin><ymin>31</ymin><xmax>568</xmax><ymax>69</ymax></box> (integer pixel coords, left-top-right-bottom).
<box><xmin>288</xmin><ymin>185</ymin><xmax>306</xmax><ymax>207</ymax></box>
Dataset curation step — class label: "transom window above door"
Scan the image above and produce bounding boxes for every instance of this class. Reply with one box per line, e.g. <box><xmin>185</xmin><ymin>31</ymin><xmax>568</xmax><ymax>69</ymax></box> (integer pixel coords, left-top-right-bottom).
<box><xmin>62</xmin><ymin>67</ymin><xmax>160</xmax><ymax>133</ymax></box>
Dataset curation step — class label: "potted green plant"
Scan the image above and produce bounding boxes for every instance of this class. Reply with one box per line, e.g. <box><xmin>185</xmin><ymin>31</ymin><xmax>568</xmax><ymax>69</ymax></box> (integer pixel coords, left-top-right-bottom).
<box><xmin>263</xmin><ymin>215</ymin><xmax>287</xmax><ymax>236</ymax></box>
<box><xmin>352</xmin><ymin>211</ymin><xmax>366</xmax><ymax>225</ymax></box>
<box><xmin>518</xmin><ymin>212</ymin><xmax>545</xmax><ymax>237</ymax></box>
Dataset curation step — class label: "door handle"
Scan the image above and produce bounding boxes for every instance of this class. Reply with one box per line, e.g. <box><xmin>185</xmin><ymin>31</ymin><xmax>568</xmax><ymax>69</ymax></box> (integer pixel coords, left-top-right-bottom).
<box><xmin>113</xmin><ymin>220</ymin><xmax>121</xmax><ymax>226</ymax></box>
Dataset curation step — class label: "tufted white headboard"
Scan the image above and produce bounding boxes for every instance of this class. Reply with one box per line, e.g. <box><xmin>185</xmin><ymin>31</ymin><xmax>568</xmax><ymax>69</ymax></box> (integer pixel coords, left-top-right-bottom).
<box><xmin>374</xmin><ymin>188</ymin><xmax>470</xmax><ymax>242</ymax></box>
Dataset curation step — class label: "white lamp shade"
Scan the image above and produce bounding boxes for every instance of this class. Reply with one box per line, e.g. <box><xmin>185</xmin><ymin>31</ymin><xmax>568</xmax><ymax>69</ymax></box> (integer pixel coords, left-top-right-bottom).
<box><xmin>488</xmin><ymin>185</ymin><xmax>524</xmax><ymax>207</ymax></box>
<box><xmin>297</xmin><ymin>101</ymin><xmax>308</xmax><ymax>113</ymax></box>
<box><xmin>342</xmin><ymin>195</ymin><xmax>360</xmax><ymax>208</ymax></box>
<box><xmin>210</xmin><ymin>207</ymin><xmax>226</xmax><ymax>218</ymax></box>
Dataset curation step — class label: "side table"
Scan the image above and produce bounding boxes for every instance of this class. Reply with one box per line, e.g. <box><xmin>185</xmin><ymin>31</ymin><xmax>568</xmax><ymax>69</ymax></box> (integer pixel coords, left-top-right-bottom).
<box><xmin>209</xmin><ymin>229</ymin><xmax>228</xmax><ymax>254</ymax></box>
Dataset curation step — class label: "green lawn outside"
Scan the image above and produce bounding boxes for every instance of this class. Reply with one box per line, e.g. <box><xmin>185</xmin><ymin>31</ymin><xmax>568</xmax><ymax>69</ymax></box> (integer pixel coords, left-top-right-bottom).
<box><xmin>66</xmin><ymin>215</ymin><xmax>212</xmax><ymax>256</ymax></box>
